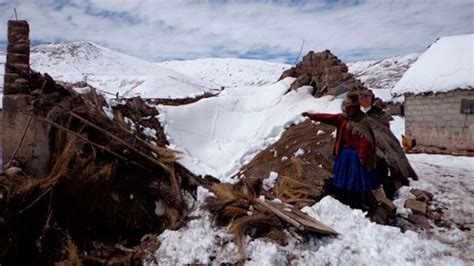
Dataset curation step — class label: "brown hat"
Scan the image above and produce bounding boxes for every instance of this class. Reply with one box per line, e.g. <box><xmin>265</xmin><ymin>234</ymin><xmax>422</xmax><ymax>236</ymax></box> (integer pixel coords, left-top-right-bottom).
<box><xmin>343</xmin><ymin>92</ymin><xmax>360</xmax><ymax>106</ymax></box>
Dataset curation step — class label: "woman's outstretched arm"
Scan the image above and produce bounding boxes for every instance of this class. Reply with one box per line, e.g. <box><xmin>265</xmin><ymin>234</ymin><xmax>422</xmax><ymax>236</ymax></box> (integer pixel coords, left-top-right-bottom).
<box><xmin>302</xmin><ymin>112</ymin><xmax>345</xmax><ymax>126</ymax></box>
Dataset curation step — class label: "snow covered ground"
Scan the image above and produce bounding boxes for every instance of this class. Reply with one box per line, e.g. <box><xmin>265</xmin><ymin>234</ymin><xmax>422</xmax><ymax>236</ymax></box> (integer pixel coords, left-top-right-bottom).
<box><xmin>398</xmin><ymin>153</ymin><xmax>474</xmax><ymax>262</ymax></box>
<box><xmin>157</xmin><ymin>77</ymin><xmax>343</xmax><ymax>182</ymax></box>
<box><xmin>150</xmin><ymin>112</ymin><xmax>473</xmax><ymax>264</ymax></box>
<box><xmin>154</xmin><ymin>80</ymin><xmax>472</xmax><ymax>264</ymax></box>
<box><xmin>347</xmin><ymin>53</ymin><xmax>418</xmax><ymax>102</ymax></box>
<box><xmin>149</xmin><ymin>178</ymin><xmax>469</xmax><ymax>265</ymax></box>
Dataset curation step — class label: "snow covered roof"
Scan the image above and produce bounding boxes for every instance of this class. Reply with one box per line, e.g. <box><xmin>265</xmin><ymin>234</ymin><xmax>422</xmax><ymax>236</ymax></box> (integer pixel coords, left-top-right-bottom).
<box><xmin>392</xmin><ymin>34</ymin><xmax>474</xmax><ymax>95</ymax></box>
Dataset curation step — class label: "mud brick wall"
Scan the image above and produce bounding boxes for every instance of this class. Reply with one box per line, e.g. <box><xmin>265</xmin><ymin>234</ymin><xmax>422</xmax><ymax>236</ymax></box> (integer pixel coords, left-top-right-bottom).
<box><xmin>4</xmin><ymin>20</ymin><xmax>30</xmax><ymax>94</ymax></box>
<box><xmin>405</xmin><ymin>90</ymin><xmax>474</xmax><ymax>155</ymax></box>
<box><xmin>280</xmin><ymin>50</ymin><xmax>365</xmax><ymax>95</ymax></box>
<box><xmin>3</xmin><ymin>20</ymin><xmax>50</xmax><ymax>176</ymax></box>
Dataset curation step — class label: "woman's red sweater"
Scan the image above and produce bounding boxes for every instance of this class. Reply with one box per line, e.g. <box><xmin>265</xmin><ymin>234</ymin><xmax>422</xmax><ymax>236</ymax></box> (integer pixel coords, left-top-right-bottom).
<box><xmin>307</xmin><ymin>113</ymin><xmax>373</xmax><ymax>164</ymax></box>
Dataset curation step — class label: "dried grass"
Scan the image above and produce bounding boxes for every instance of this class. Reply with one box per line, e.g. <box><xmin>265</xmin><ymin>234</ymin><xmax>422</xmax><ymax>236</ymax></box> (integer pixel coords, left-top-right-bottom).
<box><xmin>64</xmin><ymin>232</ymin><xmax>82</xmax><ymax>266</ymax></box>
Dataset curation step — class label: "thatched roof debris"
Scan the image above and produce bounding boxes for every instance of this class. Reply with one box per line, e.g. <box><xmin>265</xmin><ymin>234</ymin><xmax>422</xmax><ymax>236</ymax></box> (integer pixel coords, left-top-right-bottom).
<box><xmin>0</xmin><ymin>65</ymin><xmax>196</xmax><ymax>264</ymax></box>
<box><xmin>1</xmin><ymin>65</ymin><xmax>339</xmax><ymax>264</ymax></box>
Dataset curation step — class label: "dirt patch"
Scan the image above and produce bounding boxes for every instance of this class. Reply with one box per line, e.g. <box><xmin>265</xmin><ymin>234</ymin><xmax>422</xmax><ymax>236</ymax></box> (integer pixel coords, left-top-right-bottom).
<box><xmin>237</xmin><ymin>121</ymin><xmax>336</xmax><ymax>208</ymax></box>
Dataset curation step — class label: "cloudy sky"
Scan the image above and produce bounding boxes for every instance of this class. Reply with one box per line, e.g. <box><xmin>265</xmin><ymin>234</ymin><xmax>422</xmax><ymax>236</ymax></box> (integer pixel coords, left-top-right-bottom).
<box><xmin>0</xmin><ymin>0</ymin><xmax>472</xmax><ymax>63</ymax></box>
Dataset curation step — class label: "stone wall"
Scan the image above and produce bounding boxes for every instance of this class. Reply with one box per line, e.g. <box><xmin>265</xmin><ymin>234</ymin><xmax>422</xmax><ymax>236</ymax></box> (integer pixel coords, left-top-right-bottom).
<box><xmin>405</xmin><ymin>90</ymin><xmax>474</xmax><ymax>155</ymax></box>
<box><xmin>2</xmin><ymin>20</ymin><xmax>50</xmax><ymax>176</ymax></box>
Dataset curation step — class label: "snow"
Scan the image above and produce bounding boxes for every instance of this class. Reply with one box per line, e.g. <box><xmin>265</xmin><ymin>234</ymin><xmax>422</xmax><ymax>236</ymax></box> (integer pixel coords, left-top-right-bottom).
<box><xmin>396</xmin><ymin>154</ymin><xmax>474</xmax><ymax>262</ymax></box>
<box><xmin>159</xmin><ymin>57</ymin><xmax>290</xmax><ymax>88</ymax></box>
<box><xmin>141</xmin><ymin>127</ymin><xmax>157</xmax><ymax>140</ymax></box>
<box><xmin>154</xmin><ymin>201</ymin><xmax>165</xmax><ymax>217</ymax></box>
<box><xmin>101</xmin><ymin>106</ymin><xmax>114</xmax><ymax>121</ymax></box>
<box><xmin>389</xmin><ymin>116</ymin><xmax>405</xmax><ymax>142</ymax></box>
<box><xmin>148</xmin><ymin>187</ymin><xmax>238</xmax><ymax>265</ymax></box>
<box><xmin>151</xmin><ymin>94</ymin><xmax>472</xmax><ymax>265</ymax></box>
<box><xmin>28</xmin><ymin>42</ymin><xmax>292</xmax><ymax>99</ymax></box>
<box><xmin>293</xmin><ymin>148</ymin><xmax>305</xmax><ymax>157</ymax></box>
<box><xmin>150</xmin><ymin>193</ymin><xmax>464</xmax><ymax>265</ymax></box>
<box><xmin>157</xmin><ymin>77</ymin><xmax>343</xmax><ymax>181</ymax></box>
<box><xmin>263</xmin><ymin>171</ymin><xmax>279</xmax><ymax>191</ymax></box>
<box><xmin>30</xmin><ymin>41</ymin><xmax>218</xmax><ymax>99</ymax></box>
<box><xmin>299</xmin><ymin>196</ymin><xmax>463</xmax><ymax>265</ymax></box>
<box><xmin>151</xmin><ymin>210</ymin><xmax>237</xmax><ymax>265</ymax></box>
<box><xmin>245</xmin><ymin>239</ymin><xmax>287</xmax><ymax>266</ymax></box>
<box><xmin>392</xmin><ymin>34</ymin><xmax>474</xmax><ymax>95</ymax></box>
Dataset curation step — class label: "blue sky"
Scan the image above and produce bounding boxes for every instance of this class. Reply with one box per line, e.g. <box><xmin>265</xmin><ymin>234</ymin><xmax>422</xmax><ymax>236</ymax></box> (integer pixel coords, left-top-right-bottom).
<box><xmin>0</xmin><ymin>0</ymin><xmax>472</xmax><ymax>63</ymax></box>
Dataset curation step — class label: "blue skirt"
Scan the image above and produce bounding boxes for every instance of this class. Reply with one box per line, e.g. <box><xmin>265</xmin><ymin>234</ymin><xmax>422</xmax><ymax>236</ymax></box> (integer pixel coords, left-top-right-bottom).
<box><xmin>333</xmin><ymin>148</ymin><xmax>381</xmax><ymax>192</ymax></box>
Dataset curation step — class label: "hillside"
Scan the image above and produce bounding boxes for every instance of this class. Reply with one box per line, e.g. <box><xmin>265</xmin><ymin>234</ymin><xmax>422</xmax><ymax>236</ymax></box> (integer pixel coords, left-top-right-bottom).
<box><xmin>30</xmin><ymin>41</ymin><xmax>218</xmax><ymax>99</ymax></box>
<box><xmin>1</xmin><ymin>43</ymin><xmax>417</xmax><ymax>104</ymax></box>
<box><xmin>159</xmin><ymin>57</ymin><xmax>290</xmax><ymax>88</ymax></box>
<box><xmin>347</xmin><ymin>53</ymin><xmax>419</xmax><ymax>102</ymax></box>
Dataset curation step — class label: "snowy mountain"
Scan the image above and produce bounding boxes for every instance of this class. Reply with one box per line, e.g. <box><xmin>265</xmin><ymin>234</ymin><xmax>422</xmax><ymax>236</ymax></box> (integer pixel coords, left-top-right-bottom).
<box><xmin>30</xmin><ymin>41</ymin><xmax>218</xmax><ymax>99</ymax></box>
<box><xmin>347</xmin><ymin>53</ymin><xmax>419</xmax><ymax>102</ymax></box>
<box><xmin>28</xmin><ymin>42</ymin><xmax>293</xmax><ymax>98</ymax></box>
<box><xmin>159</xmin><ymin>58</ymin><xmax>290</xmax><ymax>88</ymax></box>
<box><xmin>2</xmin><ymin>41</ymin><xmax>417</xmax><ymax>103</ymax></box>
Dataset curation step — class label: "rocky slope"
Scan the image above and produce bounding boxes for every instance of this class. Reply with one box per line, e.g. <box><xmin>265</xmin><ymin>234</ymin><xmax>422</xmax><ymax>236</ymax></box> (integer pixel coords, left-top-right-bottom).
<box><xmin>347</xmin><ymin>54</ymin><xmax>419</xmax><ymax>102</ymax></box>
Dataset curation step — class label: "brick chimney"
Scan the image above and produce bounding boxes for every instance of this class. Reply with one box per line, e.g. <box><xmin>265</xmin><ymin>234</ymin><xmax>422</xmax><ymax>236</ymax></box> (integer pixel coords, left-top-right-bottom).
<box><xmin>4</xmin><ymin>20</ymin><xmax>30</xmax><ymax>94</ymax></box>
<box><xmin>3</xmin><ymin>20</ymin><xmax>50</xmax><ymax>176</ymax></box>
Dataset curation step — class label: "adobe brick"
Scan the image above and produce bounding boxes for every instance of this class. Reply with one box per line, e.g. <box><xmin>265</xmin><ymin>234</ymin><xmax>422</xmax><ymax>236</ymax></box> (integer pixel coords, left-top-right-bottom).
<box><xmin>8</xmin><ymin>63</ymin><xmax>30</xmax><ymax>72</ymax></box>
<box><xmin>7</xmin><ymin>43</ymin><xmax>30</xmax><ymax>54</ymax></box>
<box><xmin>4</xmin><ymin>73</ymin><xmax>19</xmax><ymax>84</ymax></box>
<box><xmin>7</xmin><ymin>53</ymin><xmax>29</xmax><ymax>64</ymax></box>
<box><xmin>7</xmin><ymin>20</ymin><xmax>29</xmax><ymax>28</ymax></box>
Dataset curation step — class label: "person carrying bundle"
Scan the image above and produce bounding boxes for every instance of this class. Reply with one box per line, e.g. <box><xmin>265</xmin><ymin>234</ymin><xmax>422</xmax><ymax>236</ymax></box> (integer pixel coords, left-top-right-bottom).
<box><xmin>302</xmin><ymin>92</ymin><xmax>380</xmax><ymax>209</ymax></box>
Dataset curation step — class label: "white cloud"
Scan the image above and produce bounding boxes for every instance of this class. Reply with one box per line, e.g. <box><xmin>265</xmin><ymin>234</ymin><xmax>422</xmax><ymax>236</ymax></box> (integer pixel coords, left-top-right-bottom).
<box><xmin>0</xmin><ymin>0</ymin><xmax>472</xmax><ymax>62</ymax></box>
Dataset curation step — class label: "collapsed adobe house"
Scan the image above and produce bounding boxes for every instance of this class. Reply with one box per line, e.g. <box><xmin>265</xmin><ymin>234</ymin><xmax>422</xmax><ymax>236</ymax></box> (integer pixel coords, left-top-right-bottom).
<box><xmin>1</xmin><ymin>21</ymin><xmax>423</xmax><ymax>265</ymax></box>
<box><xmin>0</xmin><ymin>21</ymin><xmax>341</xmax><ymax>265</ymax></box>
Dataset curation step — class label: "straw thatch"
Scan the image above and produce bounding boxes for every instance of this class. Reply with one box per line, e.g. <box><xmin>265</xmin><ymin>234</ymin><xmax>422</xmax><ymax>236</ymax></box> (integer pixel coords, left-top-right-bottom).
<box><xmin>1</xmin><ymin>64</ymin><xmax>195</xmax><ymax>265</ymax></box>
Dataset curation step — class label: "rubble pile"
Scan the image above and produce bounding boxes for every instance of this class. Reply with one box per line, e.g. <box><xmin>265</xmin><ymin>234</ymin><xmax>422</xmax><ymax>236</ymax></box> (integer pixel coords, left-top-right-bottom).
<box><xmin>0</xmin><ymin>64</ymin><xmax>339</xmax><ymax>265</ymax></box>
<box><xmin>0</xmin><ymin>65</ymin><xmax>199</xmax><ymax>265</ymax></box>
<box><xmin>404</xmin><ymin>189</ymin><xmax>434</xmax><ymax>229</ymax></box>
<box><xmin>280</xmin><ymin>50</ymin><xmax>365</xmax><ymax>95</ymax></box>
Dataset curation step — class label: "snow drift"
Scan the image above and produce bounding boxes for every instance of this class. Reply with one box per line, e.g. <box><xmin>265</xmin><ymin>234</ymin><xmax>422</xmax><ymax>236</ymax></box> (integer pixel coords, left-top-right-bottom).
<box><xmin>157</xmin><ymin>77</ymin><xmax>343</xmax><ymax>182</ymax></box>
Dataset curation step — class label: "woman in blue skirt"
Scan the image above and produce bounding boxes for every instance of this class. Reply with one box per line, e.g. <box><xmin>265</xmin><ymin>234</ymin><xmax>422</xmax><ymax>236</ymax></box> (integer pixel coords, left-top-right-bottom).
<box><xmin>302</xmin><ymin>92</ymin><xmax>380</xmax><ymax>209</ymax></box>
